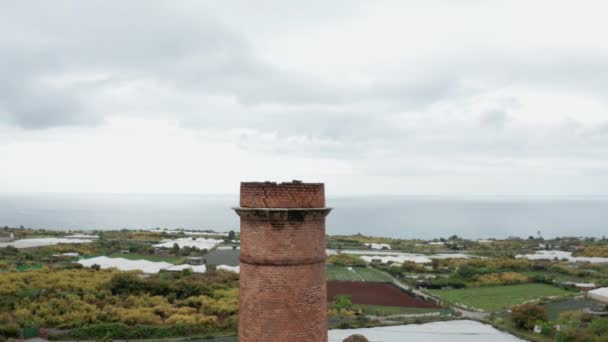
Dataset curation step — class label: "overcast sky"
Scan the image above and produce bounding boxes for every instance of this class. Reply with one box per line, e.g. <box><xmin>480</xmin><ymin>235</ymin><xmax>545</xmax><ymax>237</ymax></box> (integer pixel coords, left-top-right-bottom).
<box><xmin>1</xmin><ymin>0</ymin><xmax>607</xmax><ymax>196</ymax></box>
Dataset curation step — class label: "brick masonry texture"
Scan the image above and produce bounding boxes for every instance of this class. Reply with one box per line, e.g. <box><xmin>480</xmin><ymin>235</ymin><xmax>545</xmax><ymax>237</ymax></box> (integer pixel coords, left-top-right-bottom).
<box><xmin>240</xmin><ymin>181</ymin><xmax>325</xmax><ymax>208</ymax></box>
<box><xmin>239</xmin><ymin>263</ymin><xmax>327</xmax><ymax>341</ymax></box>
<box><xmin>236</xmin><ymin>181</ymin><xmax>330</xmax><ymax>342</ymax></box>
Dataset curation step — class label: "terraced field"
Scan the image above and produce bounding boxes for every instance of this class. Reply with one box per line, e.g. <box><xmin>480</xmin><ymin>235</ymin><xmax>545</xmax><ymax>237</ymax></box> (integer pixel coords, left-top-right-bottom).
<box><xmin>328</xmin><ymin>281</ymin><xmax>440</xmax><ymax>308</ymax></box>
<box><xmin>326</xmin><ymin>266</ymin><xmax>393</xmax><ymax>282</ymax></box>
<box><xmin>544</xmin><ymin>298</ymin><xmax>607</xmax><ymax>320</ymax></box>
<box><xmin>428</xmin><ymin>283</ymin><xmax>573</xmax><ymax>312</ymax></box>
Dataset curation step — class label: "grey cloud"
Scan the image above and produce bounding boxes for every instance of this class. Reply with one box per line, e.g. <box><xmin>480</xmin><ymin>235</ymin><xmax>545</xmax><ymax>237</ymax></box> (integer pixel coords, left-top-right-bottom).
<box><xmin>0</xmin><ymin>85</ymin><xmax>86</xmax><ymax>129</ymax></box>
<box><xmin>0</xmin><ymin>1</ymin><xmax>475</xmax><ymax>132</ymax></box>
<box><xmin>2</xmin><ymin>0</ymin><xmax>608</xmax><ymax>172</ymax></box>
<box><xmin>480</xmin><ymin>109</ymin><xmax>509</xmax><ymax>130</ymax></box>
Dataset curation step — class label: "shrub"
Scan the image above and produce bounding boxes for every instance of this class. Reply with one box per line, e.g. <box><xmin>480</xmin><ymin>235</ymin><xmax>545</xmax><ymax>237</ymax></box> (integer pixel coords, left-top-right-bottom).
<box><xmin>474</xmin><ymin>272</ymin><xmax>528</xmax><ymax>286</ymax></box>
<box><xmin>456</xmin><ymin>265</ymin><xmax>479</xmax><ymax>279</ymax></box>
<box><xmin>589</xmin><ymin>318</ymin><xmax>608</xmax><ymax>336</ymax></box>
<box><xmin>387</xmin><ymin>265</ymin><xmax>403</xmax><ymax>277</ymax></box>
<box><xmin>428</xmin><ymin>276</ymin><xmax>466</xmax><ymax>289</ymax></box>
<box><xmin>60</xmin><ymin>323</ymin><xmax>225</xmax><ymax>340</ymax></box>
<box><xmin>0</xmin><ymin>323</ymin><xmax>20</xmax><ymax>338</ymax></box>
<box><xmin>401</xmin><ymin>262</ymin><xmax>428</xmax><ymax>273</ymax></box>
<box><xmin>576</xmin><ymin>245</ymin><xmax>608</xmax><ymax>257</ymax></box>
<box><xmin>511</xmin><ymin>304</ymin><xmax>546</xmax><ymax>331</ymax></box>
<box><xmin>327</xmin><ymin>254</ymin><xmax>366</xmax><ymax>267</ymax></box>
<box><xmin>331</xmin><ymin>295</ymin><xmax>353</xmax><ymax>310</ymax></box>
<box><xmin>109</xmin><ymin>273</ymin><xmax>146</xmax><ymax>295</ymax></box>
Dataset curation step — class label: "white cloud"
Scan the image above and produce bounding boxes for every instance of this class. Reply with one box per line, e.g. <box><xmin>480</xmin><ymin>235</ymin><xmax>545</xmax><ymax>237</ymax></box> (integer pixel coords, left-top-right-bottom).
<box><xmin>0</xmin><ymin>1</ymin><xmax>607</xmax><ymax>196</ymax></box>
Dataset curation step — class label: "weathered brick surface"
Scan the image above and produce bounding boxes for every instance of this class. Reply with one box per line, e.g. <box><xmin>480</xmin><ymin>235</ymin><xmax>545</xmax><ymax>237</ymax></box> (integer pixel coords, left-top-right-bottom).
<box><xmin>236</xmin><ymin>181</ymin><xmax>329</xmax><ymax>342</ymax></box>
<box><xmin>240</xmin><ymin>181</ymin><xmax>325</xmax><ymax>208</ymax></box>
<box><xmin>239</xmin><ymin>262</ymin><xmax>327</xmax><ymax>342</ymax></box>
<box><xmin>236</xmin><ymin>209</ymin><xmax>329</xmax><ymax>265</ymax></box>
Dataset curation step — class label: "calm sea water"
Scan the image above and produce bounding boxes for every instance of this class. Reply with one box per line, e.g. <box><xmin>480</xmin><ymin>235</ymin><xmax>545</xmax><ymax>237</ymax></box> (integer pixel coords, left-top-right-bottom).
<box><xmin>0</xmin><ymin>193</ymin><xmax>606</xmax><ymax>239</ymax></box>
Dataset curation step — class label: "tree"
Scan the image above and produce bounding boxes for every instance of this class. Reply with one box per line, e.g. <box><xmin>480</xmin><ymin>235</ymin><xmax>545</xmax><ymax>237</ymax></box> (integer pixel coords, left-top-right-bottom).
<box><xmin>228</xmin><ymin>230</ymin><xmax>236</xmax><ymax>240</ymax></box>
<box><xmin>91</xmin><ymin>264</ymin><xmax>101</xmax><ymax>271</ymax></box>
<box><xmin>456</xmin><ymin>265</ymin><xmax>478</xmax><ymax>279</ymax></box>
<box><xmin>511</xmin><ymin>304</ymin><xmax>546</xmax><ymax>330</ymax></box>
<box><xmin>172</xmin><ymin>243</ymin><xmax>180</xmax><ymax>254</ymax></box>
<box><xmin>109</xmin><ymin>273</ymin><xmax>145</xmax><ymax>295</ymax></box>
<box><xmin>431</xmin><ymin>259</ymin><xmax>440</xmax><ymax>271</ymax></box>
<box><xmin>332</xmin><ymin>295</ymin><xmax>353</xmax><ymax>310</ymax></box>
<box><xmin>387</xmin><ymin>265</ymin><xmax>403</xmax><ymax>277</ymax></box>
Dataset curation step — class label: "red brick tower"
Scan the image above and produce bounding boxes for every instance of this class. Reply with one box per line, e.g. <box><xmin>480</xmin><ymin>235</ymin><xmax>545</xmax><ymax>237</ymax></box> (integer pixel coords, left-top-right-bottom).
<box><xmin>235</xmin><ymin>181</ymin><xmax>331</xmax><ymax>342</ymax></box>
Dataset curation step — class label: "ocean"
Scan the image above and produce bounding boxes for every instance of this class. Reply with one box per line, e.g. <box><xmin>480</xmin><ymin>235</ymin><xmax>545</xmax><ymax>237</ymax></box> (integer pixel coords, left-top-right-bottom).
<box><xmin>0</xmin><ymin>193</ymin><xmax>606</xmax><ymax>239</ymax></box>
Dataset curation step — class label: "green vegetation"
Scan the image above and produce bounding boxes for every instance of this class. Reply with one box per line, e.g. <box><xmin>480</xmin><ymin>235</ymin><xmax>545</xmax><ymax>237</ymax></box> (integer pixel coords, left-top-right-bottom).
<box><xmin>491</xmin><ymin>303</ymin><xmax>608</xmax><ymax>341</ymax></box>
<box><xmin>543</xmin><ymin>298</ymin><xmax>607</xmax><ymax>321</ymax></box>
<box><xmin>3</xmin><ymin>228</ymin><xmax>608</xmax><ymax>340</ymax></box>
<box><xmin>327</xmin><ymin>294</ymin><xmax>357</xmax><ymax>317</ymax></box>
<box><xmin>0</xmin><ymin>265</ymin><xmax>239</xmax><ymax>339</ymax></box>
<box><xmin>59</xmin><ymin>323</ymin><xmax>237</xmax><ymax>340</ymax></box>
<box><xmin>576</xmin><ymin>245</ymin><xmax>608</xmax><ymax>257</ymax></box>
<box><xmin>511</xmin><ymin>303</ymin><xmax>546</xmax><ymax>330</ymax></box>
<box><xmin>326</xmin><ymin>266</ymin><xmax>392</xmax><ymax>282</ymax></box>
<box><xmin>429</xmin><ymin>283</ymin><xmax>573</xmax><ymax>312</ymax></box>
<box><xmin>326</xmin><ymin>254</ymin><xmax>366</xmax><ymax>267</ymax></box>
<box><xmin>353</xmin><ymin>267</ymin><xmax>394</xmax><ymax>282</ymax></box>
<box><xmin>358</xmin><ymin>305</ymin><xmax>442</xmax><ymax>316</ymax></box>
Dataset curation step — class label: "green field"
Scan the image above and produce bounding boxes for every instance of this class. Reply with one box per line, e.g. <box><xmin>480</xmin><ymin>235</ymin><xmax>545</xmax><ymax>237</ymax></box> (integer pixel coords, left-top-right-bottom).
<box><xmin>326</xmin><ymin>266</ymin><xmax>393</xmax><ymax>282</ymax></box>
<box><xmin>108</xmin><ymin>253</ymin><xmax>185</xmax><ymax>264</ymax></box>
<box><xmin>429</xmin><ymin>283</ymin><xmax>573</xmax><ymax>312</ymax></box>
<box><xmin>359</xmin><ymin>305</ymin><xmax>444</xmax><ymax>316</ymax></box>
<box><xmin>544</xmin><ymin>298</ymin><xmax>607</xmax><ymax>320</ymax></box>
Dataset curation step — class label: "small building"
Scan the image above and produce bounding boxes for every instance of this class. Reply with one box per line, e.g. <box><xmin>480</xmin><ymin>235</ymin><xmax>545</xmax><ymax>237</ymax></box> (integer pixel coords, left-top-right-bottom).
<box><xmin>588</xmin><ymin>287</ymin><xmax>608</xmax><ymax>304</ymax></box>
<box><xmin>186</xmin><ymin>256</ymin><xmax>205</xmax><ymax>265</ymax></box>
<box><xmin>120</xmin><ymin>250</ymin><xmax>130</xmax><ymax>255</ymax></box>
<box><xmin>0</xmin><ymin>233</ymin><xmax>14</xmax><ymax>242</ymax></box>
<box><xmin>201</xmin><ymin>248</ymin><xmax>240</xmax><ymax>267</ymax></box>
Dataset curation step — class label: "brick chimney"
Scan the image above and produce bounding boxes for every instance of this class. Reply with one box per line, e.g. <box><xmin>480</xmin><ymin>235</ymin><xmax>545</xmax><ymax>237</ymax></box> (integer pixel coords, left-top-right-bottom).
<box><xmin>234</xmin><ymin>181</ymin><xmax>331</xmax><ymax>341</ymax></box>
